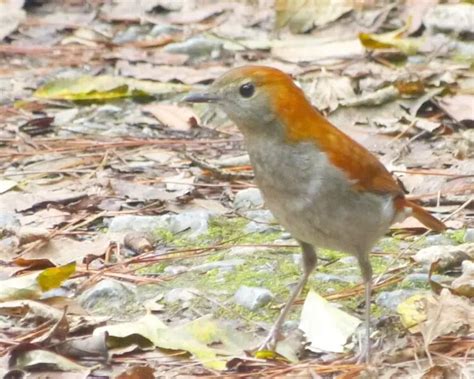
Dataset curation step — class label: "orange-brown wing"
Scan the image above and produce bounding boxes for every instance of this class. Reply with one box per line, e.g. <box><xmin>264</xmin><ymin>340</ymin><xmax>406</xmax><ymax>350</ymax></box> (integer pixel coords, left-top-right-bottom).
<box><xmin>322</xmin><ymin>125</ymin><xmax>403</xmax><ymax>196</ymax></box>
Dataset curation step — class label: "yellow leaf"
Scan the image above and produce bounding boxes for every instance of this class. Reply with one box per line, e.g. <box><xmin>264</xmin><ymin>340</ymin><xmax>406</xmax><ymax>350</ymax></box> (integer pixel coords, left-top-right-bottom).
<box><xmin>34</xmin><ymin>75</ymin><xmax>192</xmax><ymax>101</ymax></box>
<box><xmin>37</xmin><ymin>262</ymin><xmax>76</xmax><ymax>291</ymax></box>
<box><xmin>359</xmin><ymin>24</ymin><xmax>421</xmax><ymax>55</ymax></box>
<box><xmin>397</xmin><ymin>294</ymin><xmax>428</xmax><ymax>331</ymax></box>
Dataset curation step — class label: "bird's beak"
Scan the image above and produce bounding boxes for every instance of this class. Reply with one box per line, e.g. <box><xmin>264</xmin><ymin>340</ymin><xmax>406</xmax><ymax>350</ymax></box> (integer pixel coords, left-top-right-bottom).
<box><xmin>183</xmin><ymin>91</ymin><xmax>221</xmax><ymax>103</ymax></box>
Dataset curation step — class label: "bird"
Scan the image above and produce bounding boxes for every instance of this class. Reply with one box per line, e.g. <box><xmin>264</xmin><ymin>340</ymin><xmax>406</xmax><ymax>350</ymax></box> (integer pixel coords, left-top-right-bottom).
<box><xmin>184</xmin><ymin>65</ymin><xmax>445</xmax><ymax>362</ymax></box>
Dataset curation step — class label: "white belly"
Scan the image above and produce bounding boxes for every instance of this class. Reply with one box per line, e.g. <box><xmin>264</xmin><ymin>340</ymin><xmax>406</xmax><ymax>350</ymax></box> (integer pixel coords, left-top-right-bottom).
<box><xmin>246</xmin><ymin>139</ymin><xmax>396</xmax><ymax>256</ymax></box>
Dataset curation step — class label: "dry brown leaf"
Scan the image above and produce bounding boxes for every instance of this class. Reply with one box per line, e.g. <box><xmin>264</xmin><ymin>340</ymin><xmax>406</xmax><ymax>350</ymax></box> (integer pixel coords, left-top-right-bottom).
<box><xmin>17</xmin><ymin>236</ymin><xmax>110</xmax><ymax>266</ymax></box>
<box><xmin>275</xmin><ymin>0</ymin><xmax>353</xmax><ymax>33</ymax></box>
<box><xmin>421</xmin><ymin>289</ymin><xmax>474</xmax><ymax>348</ymax></box>
<box><xmin>142</xmin><ymin>103</ymin><xmax>199</xmax><ymax>131</ymax></box>
<box><xmin>437</xmin><ymin>95</ymin><xmax>474</xmax><ymax>124</ymax></box>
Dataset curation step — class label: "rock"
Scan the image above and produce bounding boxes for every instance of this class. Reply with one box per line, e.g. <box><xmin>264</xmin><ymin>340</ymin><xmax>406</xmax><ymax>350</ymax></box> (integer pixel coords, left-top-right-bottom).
<box><xmin>233</xmin><ymin>188</ymin><xmax>264</xmax><ymax>210</ymax></box>
<box><xmin>292</xmin><ymin>253</ymin><xmax>302</xmax><ymax>266</ymax></box>
<box><xmin>191</xmin><ymin>259</ymin><xmax>245</xmax><ymax>273</ymax></box>
<box><xmin>339</xmin><ymin>256</ymin><xmax>358</xmax><ymax>265</ymax></box>
<box><xmin>0</xmin><ymin>235</ymin><xmax>19</xmax><ymax>257</ymax></box>
<box><xmin>234</xmin><ymin>286</ymin><xmax>273</xmax><ymax>311</ymax></box>
<box><xmin>168</xmin><ymin>210</ymin><xmax>210</xmax><ymax>238</ymax></box>
<box><xmin>243</xmin><ymin>210</ymin><xmax>279</xmax><ymax>234</ymax></box>
<box><xmin>164</xmin><ymin>288</ymin><xmax>199</xmax><ymax>305</ymax></box>
<box><xmin>280</xmin><ymin>232</ymin><xmax>293</xmax><ymax>240</ymax></box>
<box><xmin>164</xmin><ymin>36</ymin><xmax>223</xmax><ymax>58</ymax></box>
<box><xmin>108</xmin><ymin>215</ymin><xmax>169</xmax><ymax>234</ymax></box>
<box><xmin>464</xmin><ymin>229</ymin><xmax>474</xmax><ymax>243</ymax></box>
<box><xmin>402</xmin><ymin>273</ymin><xmax>452</xmax><ymax>286</ymax></box>
<box><xmin>451</xmin><ymin>260</ymin><xmax>474</xmax><ymax>297</ymax></box>
<box><xmin>228</xmin><ymin>246</ymin><xmax>268</xmax><ymax>257</ymax></box>
<box><xmin>164</xmin><ymin>265</ymin><xmax>188</xmax><ymax>275</ymax></box>
<box><xmin>376</xmin><ymin>289</ymin><xmax>420</xmax><ymax>311</ymax></box>
<box><xmin>150</xmin><ymin>24</ymin><xmax>181</xmax><ymax>37</ymax></box>
<box><xmin>413</xmin><ymin>243</ymin><xmax>474</xmax><ymax>272</ymax></box>
<box><xmin>424</xmin><ymin>234</ymin><xmax>454</xmax><ymax>246</ymax></box>
<box><xmin>79</xmin><ymin>279</ymin><xmax>136</xmax><ymax>312</ymax></box>
<box><xmin>424</xmin><ymin>4</ymin><xmax>474</xmax><ymax>34</ymax></box>
<box><xmin>313</xmin><ymin>273</ymin><xmax>360</xmax><ymax>284</ymax></box>
<box><xmin>108</xmin><ymin>211</ymin><xmax>211</xmax><ymax>239</ymax></box>
<box><xmin>0</xmin><ymin>211</ymin><xmax>19</xmax><ymax>231</ymax></box>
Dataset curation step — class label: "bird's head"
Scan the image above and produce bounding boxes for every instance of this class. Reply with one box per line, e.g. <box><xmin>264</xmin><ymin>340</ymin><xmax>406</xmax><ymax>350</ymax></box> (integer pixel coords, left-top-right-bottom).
<box><xmin>184</xmin><ymin>65</ymin><xmax>310</xmax><ymax>137</ymax></box>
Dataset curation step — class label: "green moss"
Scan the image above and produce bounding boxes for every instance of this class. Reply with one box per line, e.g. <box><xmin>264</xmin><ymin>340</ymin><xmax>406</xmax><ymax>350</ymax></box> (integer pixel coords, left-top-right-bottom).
<box><xmin>449</xmin><ymin>229</ymin><xmax>466</xmax><ymax>244</ymax></box>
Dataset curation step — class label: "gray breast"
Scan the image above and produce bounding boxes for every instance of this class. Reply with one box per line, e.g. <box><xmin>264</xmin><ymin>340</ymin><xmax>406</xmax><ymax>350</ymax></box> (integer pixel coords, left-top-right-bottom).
<box><xmin>245</xmin><ymin>138</ymin><xmax>395</xmax><ymax>255</ymax></box>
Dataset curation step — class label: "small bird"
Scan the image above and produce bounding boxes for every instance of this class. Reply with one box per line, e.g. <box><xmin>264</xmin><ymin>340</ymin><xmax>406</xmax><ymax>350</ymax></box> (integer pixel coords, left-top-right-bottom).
<box><xmin>184</xmin><ymin>66</ymin><xmax>445</xmax><ymax>362</ymax></box>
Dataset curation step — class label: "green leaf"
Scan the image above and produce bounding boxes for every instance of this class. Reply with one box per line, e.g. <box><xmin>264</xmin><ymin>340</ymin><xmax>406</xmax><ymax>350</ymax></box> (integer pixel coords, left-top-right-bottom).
<box><xmin>34</xmin><ymin>75</ymin><xmax>192</xmax><ymax>101</ymax></box>
<box><xmin>96</xmin><ymin>314</ymin><xmax>253</xmax><ymax>370</ymax></box>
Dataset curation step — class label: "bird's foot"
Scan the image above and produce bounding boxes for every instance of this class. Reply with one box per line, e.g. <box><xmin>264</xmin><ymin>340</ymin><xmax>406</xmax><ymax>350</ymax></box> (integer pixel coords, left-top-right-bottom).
<box><xmin>355</xmin><ymin>338</ymin><xmax>371</xmax><ymax>365</ymax></box>
<box><xmin>254</xmin><ymin>328</ymin><xmax>281</xmax><ymax>359</ymax></box>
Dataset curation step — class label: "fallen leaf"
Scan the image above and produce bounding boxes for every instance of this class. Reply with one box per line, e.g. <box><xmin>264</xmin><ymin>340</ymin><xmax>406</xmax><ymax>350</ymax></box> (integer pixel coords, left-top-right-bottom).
<box><xmin>95</xmin><ymin>314</ymin><xmax>252</xmax><ymax>370</ymax></box>
<box><xmin>299</xmin><ymin>290</ymin><xmax>361</xmax><ymax>353</ymax></box>
<box><xmin>272</xmin><ymin>37</ymin><xmax>364</xmax><ymax>63</ymax></box>
<box><xmin>437</xmin><ymin>95</ymin><xmax>474</xmax><ymax>124</ymax></box>
<box><xmin>0</xmin><ymin>263</ymin><xmax>76</xmax><ymax>302</ymax></box>
<box><xmin>0</xmin><ymin>0</ymin><xmax>25</xmax><ymax>41</ymax></box>
<box><xmin>304</xmin><ymin>72</ymin><xmax>355</xmax><ymax>112</ymax></box>
<box><xmin>15</xmin><ymin>236</ymin><xmax>110</xmax><ymax>267</ymax></box>
<box><xmin>359</xmin><ymin>24</ymin><xmax>422</xmax><ymax>55</ymax></box>
<box><xmin>143</xmin><ymin>103</ymin><xmax>199</xmax><ymax>131</ymax></box>
<box><xmin>37</xmin><ymin>262</ymin><xmax>76</xmax><ymax>291</ymax></box>
<box><xmin>275</xmin><ymin>0</ymin><xmax>353</xmax><ymax>33</ymax></box>
<box><xmin>342</xmin><ymin>86</ymin><xmax>398</xmax><ymax>107</ymax></box>
<box><xmin>34</xmin><ymin>75</ymin><xmax>191</xmax><ymax>101</ymax></box>
<box><xmin>10</xmin><ymin>348</ymin><xmax>90</xmax><ymax>372</ymax></box>
<box><xmin>397</xmin><ymin>293</ymin><xmax>428</xmax><ymax>332</ymax></box>
<box><xmin>451</xmin><ymin>260</ymin><xmax>474</xmax><ymax>298</ymax></box>
<box><xmin>420</xmin><ymin>289</ymin><xmax>474</xmax><ymax>348</ymax></box>
<box><xmin>168</xmin><ymin>3</ymin><xmax>229</xmax><ymax>24</ymax></box>
<box><xmin>0</xmin><ymin>179</ymin><xmax>17</xmax><ymax>194</ymax></box>
<box><xmin>111</xmin><ymin>179</ymin><xmax>179</xmax><ymax>202</ymax></box>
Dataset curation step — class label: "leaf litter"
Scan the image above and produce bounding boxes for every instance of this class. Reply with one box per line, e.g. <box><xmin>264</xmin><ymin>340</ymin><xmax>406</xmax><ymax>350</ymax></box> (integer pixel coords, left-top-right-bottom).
<box><xmin>0</xmin><ymin>0</ymin><xmax>473</xmax><ymax>377</ymax></box>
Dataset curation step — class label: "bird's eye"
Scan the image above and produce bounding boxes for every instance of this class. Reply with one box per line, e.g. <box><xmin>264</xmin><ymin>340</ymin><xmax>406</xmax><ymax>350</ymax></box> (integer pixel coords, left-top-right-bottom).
<box><xmin>239</xmin><ymin>83</ymin><xmax>255</xmax><ymax>98</ymax></box>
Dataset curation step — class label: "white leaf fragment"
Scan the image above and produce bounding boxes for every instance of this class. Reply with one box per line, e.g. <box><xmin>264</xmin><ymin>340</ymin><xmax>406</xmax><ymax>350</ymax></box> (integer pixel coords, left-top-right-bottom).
<box><xmin>299</xmin><ymin>290</ymin><xmax>361</xmax><ymax>353</ymax></box>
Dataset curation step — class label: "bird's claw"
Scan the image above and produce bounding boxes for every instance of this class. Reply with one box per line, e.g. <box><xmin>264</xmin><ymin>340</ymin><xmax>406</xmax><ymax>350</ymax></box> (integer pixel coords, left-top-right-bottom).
<box><xmin>254</xmin><ymin>329</ymin><xmax>279</xmax><ymax>359</ymax></box>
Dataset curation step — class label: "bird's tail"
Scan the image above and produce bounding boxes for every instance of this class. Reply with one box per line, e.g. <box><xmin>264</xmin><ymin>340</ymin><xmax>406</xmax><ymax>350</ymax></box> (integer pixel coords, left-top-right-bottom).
<box><xmin>404</xmin><ymin>200</ymin><xmax>446</xmax><ymax>232</ymax></box>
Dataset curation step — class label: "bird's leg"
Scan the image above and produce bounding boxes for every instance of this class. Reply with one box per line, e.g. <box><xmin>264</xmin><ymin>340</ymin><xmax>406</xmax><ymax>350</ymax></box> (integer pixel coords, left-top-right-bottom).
<box><xmin>258</xmin><ymin>242</ymin><xmax>317</xmax><ymax>352</ymax></box>
<box><xmin>356</xmin><ymin>254</ymin><xmax>373</xmax><ymax>364</ymax></box>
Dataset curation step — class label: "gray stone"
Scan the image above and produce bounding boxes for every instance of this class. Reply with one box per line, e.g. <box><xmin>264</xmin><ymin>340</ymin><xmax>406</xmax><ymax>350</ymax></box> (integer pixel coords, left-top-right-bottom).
<box><xmin>424</xmin><ymin>4</ymin><xmax>474</xmax><ymax>34</ymax></box>
<box><xmin>233</xmin><ymin>188</ymin><xmax>264</xmax><ymax>210</ymax></box>
<box><xmin>313</xmin><ymin>273</ymin><xmax>360</xmax><ymax>284</ymax></box>
<box><xmin>425</xmin><ymin>234</ymin><xmax>454</xmax><ymax>246</ymax></box>
<box><xmin>292</xmin><ymin>253</ymin><xmax>302</xmax><ymax>266</ymax></box>
<box><xmin>150</xmin><ymin>24</ymin><xmax>181</xmax><ymax>37</ymax></box>
<box><xmin>339</xmin><ymin>256</ymin><xmax>358</xmax><ymax>265</ymax></box>
<box><xmin>243</xmin><ymin>210</ymin><xmax>279</xmax><ymax>234</ymax></box>
<box><xmin>464</xmin><ymin>229</ymin><xmax>474</xmax><ymax>243</ymax></box>
<box><xmin>375</xmin><ymin>289</ymin><xmax>420</xmax><ymax>311</ymax></box>
<box><xmin>79</xmin><ymin>279</ymin><xmax>136</xmax><ymax>311</ymax></box>
<box><xmin>0</xmin><ymin>211</ymin><xmax>19</xmax><ymax>231</ymax></box>
<box><xmin>164</xmin><ymin>265</ymin><xmax>188</xmax><ymax>275</ymax></box>
<box><xmin>413</xmin><ymin>243</ymin><xmax>474</xmax><ymax>271</ymax></box>
<box><xmin>234</xmin><ymin>286</ymin><xmax>273</xmax><ymax>311</ymax></box>
<box><xmin>164</xmin><ymin>288</ymin><xmax>199</xmax><ymax>304</ymax></box>
<box><xmin>191</xmin><ymin>259</ymin><xmax>245</xmax><ymax>273</ymax></box>
<box><xmin>168</xmin><ymin>211</ymin><xmax>210</xmax><ymax>238</ymax></box>
<box><xmin>108</xmin><ymin>211</ymin><xmax>211</xmax><ymax>239</ymax></box>
<box><xmin>164</xmin><ymin>36</ymin><xmax>222</xmax><ymax>58</ymax></box>
<box><xmin>228</xmin><ymin>246</ymin><xmax>268</xmax><ymax>256</ymax></box>
<box><xmin>402</xmin><ymin>273</ymin><xmax>452</xmax><ymax>286</ymax></box>
<box><xmin>280</xmin><ymin>232</ymin><xmax>293</xmax><ymax>240</ymax></box>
